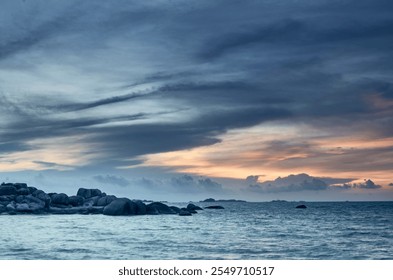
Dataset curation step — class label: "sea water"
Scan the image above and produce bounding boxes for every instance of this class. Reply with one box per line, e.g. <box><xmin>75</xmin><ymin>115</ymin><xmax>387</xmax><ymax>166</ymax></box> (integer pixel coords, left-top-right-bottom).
<box><xmin>0</xmin><ymin>201</ymin><xmax>392</xmax><ymax>259</ymax></box>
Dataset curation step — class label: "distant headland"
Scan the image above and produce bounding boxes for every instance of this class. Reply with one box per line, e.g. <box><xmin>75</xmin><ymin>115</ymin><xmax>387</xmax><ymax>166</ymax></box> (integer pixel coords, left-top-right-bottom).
<box><xmin>0</xmin><ymin>183</ymin><xmax>224</xmax><ymax>216</ymax></box>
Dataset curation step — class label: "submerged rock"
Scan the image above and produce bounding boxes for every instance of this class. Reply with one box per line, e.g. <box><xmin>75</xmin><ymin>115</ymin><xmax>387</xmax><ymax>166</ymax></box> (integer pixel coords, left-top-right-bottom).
<box><xmin>205</xmin><ymin>205</ymin><xmax>225</xmax><ymax>209</ymax></box>
<box><xmin>296</xmin><ymin>204</ymin><xmax>307</xmax><ymax>209</ymax></box>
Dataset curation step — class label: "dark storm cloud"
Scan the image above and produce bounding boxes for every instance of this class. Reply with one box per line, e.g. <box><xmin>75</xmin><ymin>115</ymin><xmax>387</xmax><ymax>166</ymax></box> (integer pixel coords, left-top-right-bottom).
<box><xmin>0</xmin><ymin>0</ymin><xmax>392</xmax><ymax>177</ymax></box>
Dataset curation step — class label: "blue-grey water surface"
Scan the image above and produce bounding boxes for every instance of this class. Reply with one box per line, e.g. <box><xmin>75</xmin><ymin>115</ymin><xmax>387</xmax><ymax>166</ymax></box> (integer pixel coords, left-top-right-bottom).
<box><xmin>1</xmin><ymin>202</ymin><xmax>392</xmax><ymax>259</ymax></box>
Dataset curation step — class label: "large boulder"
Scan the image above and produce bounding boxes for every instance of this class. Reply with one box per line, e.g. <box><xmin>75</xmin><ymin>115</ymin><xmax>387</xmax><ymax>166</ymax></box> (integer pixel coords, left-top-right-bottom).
<box><xmin>97</xmin><ymin>195</ymin><xmax>117</xmax><ymax>207</ymax></box>
<box><xmin>103</xmin><ymin>198</ymin><xmax>138</xmax><ymax>216</ymax></box>
<box><xmin>83</xmin><ymin>196</ymin><xmax>100</xmax><ymax>207</ymax></box>
<box><xmin>33</xmin><ymin>190</ymin><xmax>51</xmax><ymax>208</ymax></box>
<box><xmin>187</xmin><ymin>203</ymin><xmax>203</xmax><ymax>211</ymax></box>
<box><xmin>169</xmin><ymin>206</ymin><xmax>181</xmax><ymax>214</ymax></box>
<box><xmin>146</xmin><ymin>202</ymin><xmax>176</xmax><ymax>215</ymax></box>
<box><xmin>133</xmin><ymin>200</ymin><xmax>147</xmax><ymax>215</ymax></box>
<box><xmin>0</xmin><ymin>204</ymin><xmax>6</xmax><ymax>213</ymax></box>
<box><xmin>69</xmin><ymin>195</ymin><xmax>84</xmax><ymax>206</ymax></box>
<box><xmin>77</xmin><ymin>188</ymin><xmax>102</xmax><ymax>199</ymax></box>
<box><xmin>0</xmin><ymin>185</ymin><xmax>17</xmax><ymax>196</ymax></box>
<box><xmin>51</xmin><ymin>193</ymin><xmax>69</xmax><ymax>205</ymax></box>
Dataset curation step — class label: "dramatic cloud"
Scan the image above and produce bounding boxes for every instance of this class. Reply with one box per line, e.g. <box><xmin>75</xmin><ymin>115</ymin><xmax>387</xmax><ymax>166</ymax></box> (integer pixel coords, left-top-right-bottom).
<box><xmin>332</xmin><ymin>179</ymin><xmax>382</xmax><ymax>190</ymax></box>
<box><xmin>0</xmin><ymin>0</ymin><xmax>392</xmax><ymax>201</ymax></box>
<box><xmin>249</xmin><ymin>173</ymin><xmax>328</xmax><ymax>193</ymax></box>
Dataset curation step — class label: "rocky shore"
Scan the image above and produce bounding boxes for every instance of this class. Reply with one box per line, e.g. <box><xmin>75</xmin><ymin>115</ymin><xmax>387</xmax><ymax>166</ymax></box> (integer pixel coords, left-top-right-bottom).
<box><xmin>0</xmin><ymin>182</ymin><xmax>220</xmax><ymax>216</ymax></box>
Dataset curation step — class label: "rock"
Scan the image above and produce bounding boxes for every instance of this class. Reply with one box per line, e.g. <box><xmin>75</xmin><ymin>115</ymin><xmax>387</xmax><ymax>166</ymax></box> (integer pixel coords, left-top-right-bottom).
<box><xmin>6</xmin><ymin>201</ymin><xmax>16</xmax><ymax>212</ymax></box>
<box><xmin>89</xmin><ymin>206</ymin><xmax>104</xmax><ymax>214</ymax></box>
<box><xmin>0</xmin><ymin>185</ymin><xmax>17</xmax><ymax>196</ymax></box>
<box><xmin>169</xmin><ymin>206</ymin><xmax>181</xmax><ymax>214</ymax></box>
<box><xmin>16</xmin><ymin>188</ymin><xmax>30</xmax><ymax>195</ymax></box>
<box><xmin>77</xmin><ymin>188</ymin><xmax>91</xmax><ymax>199</ymax></box>
<box><xmin>0</xmin><ymin>204</ymin><xmax>6</xmax><ymax>213</ymax></box>
<box><xmin>14</xmin><ymin>183</ymin><xmax>28</xmax><ymax>189</ymax></box>
<box><xmin>179</xmin><ymin>209</ymin><xmax>192</xmax><ymax>216</ymax></box>
<box><xmin>28</xmin><ymin>187</ymin><xmax>37</xmax><ymax>194</ymax></box>
<box><xmin>146</xmin><ymin>202</ymin><xmax>176</xmax><ymax>215</ymax></box>
<box><xmin>48</xmin><ymin>207</ymin><xmax>87</xmax><ymax>215</ymax></box>
<box><xmin>15</xmin><ymin>203</ymin><xmax>32</xmax><ymax>213</ymax></box>
<box><xmin>83</xmin><ymin>196</ymin><xmax>100</xmax><ymax>207</ymax></box>
<box><xmin>187</xmin><ymin>203</ymin><xmax>203</xmax><ymax>211</ymax></box>
<box><xmin>183</xmin><ymin>207</ymin><xmax>197</xmax><ymax>214</ymax></box>
<box><xmin>205</xmin><ymin>205</ymin><xmax>225</xmax><ymax>209</ymax></box>
<box><xmin>69</xmin><ymin>195</ymin><xmax>84</xmax><ymax>206</ymax></box>
<box><xmin>0</xmin><ymin>195</ymin><xmax>15</xmax><ymax>202</ymax></box>
<box><xmin>133</xmin><ymin>200</ymin><xmax>147</xmax><ymax>215</ymax></box>
<box><xmin>296</xmin><ymin>204</ymin><xmax>307</xmax><ymax>209</ymax></box>
<box><xmin>103</xmin><ymin>198</ymin><xmax>137</xmax><ymax>216</ymax></box>
<box><xmin>201</xmin><ymin>198</ymin><xmax>216</xmax><ymax>202</ymax></box>
<box><xmin>33</xmin><ymin>190</ymin><xmax>51</xmax><ymax>208</ymax></box>
<box><xmin>90</xmin><ymin>189</ymin><xmax>102</xmax><ymax>197</ymax></box>
<box><xmin>97</xmin><ymin>195</ymin><xmax>117</xmax><ymax>207</ymax></box>
<box><xmin>77</xmin><ymin>188</ymin><xmax>102</xmax><ymax>199</ymax></box>
<box><xmin>51</xmin><ymin>193</ymin><xmax>69</xmax><ymax>205</ymax></box>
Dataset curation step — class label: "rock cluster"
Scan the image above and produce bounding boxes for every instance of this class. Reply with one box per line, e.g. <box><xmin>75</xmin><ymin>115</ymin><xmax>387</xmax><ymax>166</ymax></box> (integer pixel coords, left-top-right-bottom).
<box><xmin>0</xmin><ymin>183</ymin><xmax>209</xmax><ymax>217</ymax></box>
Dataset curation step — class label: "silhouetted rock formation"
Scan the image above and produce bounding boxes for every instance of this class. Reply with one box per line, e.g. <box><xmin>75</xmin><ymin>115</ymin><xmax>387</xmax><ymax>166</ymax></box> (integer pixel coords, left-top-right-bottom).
<box><xmin>0</xmin><ymin>183</ymin><xmax>209</xmax><ymax>217</ymax></box>
<box><xmin>296</xmin><ymin>204</ymin><xmax>307</xmax><ymax>209</ymax></box>
<box><xmin>205</xmin><ymin>205</ymin><xmax>225</xmax><ymax>209</ymax></box>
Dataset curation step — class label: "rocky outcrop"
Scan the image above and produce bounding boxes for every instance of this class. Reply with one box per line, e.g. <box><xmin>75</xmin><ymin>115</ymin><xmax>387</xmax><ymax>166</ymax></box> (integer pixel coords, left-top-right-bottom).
<box><xmin>0</xmin><ymin>182</ymin><xmax>218</xmax><ymax>217</ymax></box>
<box><xmin>296</xmin><ymin>204</ymin><xmax>307</xmax><ymax>209</ymax></box>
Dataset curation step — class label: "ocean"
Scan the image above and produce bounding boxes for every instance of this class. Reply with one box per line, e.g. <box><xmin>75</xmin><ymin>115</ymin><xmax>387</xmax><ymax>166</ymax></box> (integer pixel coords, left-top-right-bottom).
<box><xmin>1</xmin><ymin>201</ymin><xmax>392</xmax><ymax>260</ymax></box>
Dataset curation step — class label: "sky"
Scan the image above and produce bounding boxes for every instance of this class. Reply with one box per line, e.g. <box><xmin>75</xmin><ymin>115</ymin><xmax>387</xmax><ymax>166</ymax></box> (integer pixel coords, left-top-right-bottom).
<box><xmin>1</xmin><ymin>0</ymin><xmax>393</xmax><ymax>201</ymax></box>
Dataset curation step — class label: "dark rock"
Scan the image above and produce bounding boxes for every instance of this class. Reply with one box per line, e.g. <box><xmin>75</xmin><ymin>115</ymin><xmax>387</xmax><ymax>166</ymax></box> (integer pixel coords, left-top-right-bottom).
<box><xmin>27</xmin><ymin>187</ymin><xmax>37</xmax><ymax>194</ymax></box>
<box><xmin>51</xmin><ymin>193</ymin><xmax>69</xmax><ymax>205</ymax></box>
<box><xmin>6</xmin><ymin>201</ymin><xmax>16</xmax><ymax>212</ymax></box>
<box><xmin>187</xmin><ymin>203</ymin><xmax>203</xmax><ymax>211</ymax></box>
<box><xmin>179</xmin><ymin>209</ymin><xmax>192</xmax><ymax>216</ymax></box>
<box><xmin>83</xmin><ymin>196</ymin><xmax>100</xmax><ymax>207</ymax></box>
<box><xmin>33</xmin><ymin>190</ymin><xmax>51</xmax><ymax>208</ymax></box>
<box><xmin>48</xmin><ymin>207</ymin><xmax>87</xmax><ymax>215</ymax></box>
<box><xmin>77</xmin><ymin>188</ymin><xmax>102</xmax><ymax>199</ymax></box>
<box><xmin>89</xmin><ymin>206</ymin><xmax>104</xmax><ymax>214</ymax></box>
<box><xmin>16</xmin><ymin>188</ymin><xmax>30</xmax><ymax>195</ymax></box>
<box><xmin>97</xmin><ymin>195</ymin><xmax>117</xmax><ymax>207</ymax></box>
<box><xmin>205</xmin><ymin>205</ymin><xmax>225</xmax><ymax>209</ymax></box>
<box><xmin>182</xmin><ymin>207</ymin><xmax>197</xmax><ymax>214</ymax></box>
<box><xmin>103</xmin><ymin>198</ymin><xmax>137</xmax><ymax>216</ymax></box>
<box><xmin>16</xmin><ymin>203</ymin><xmax>32</xmax><ymax>212</ymax></box>
<box><xmin>68</xmin><ymin>195</ymin><xmax>84</xmax><ymax>206</ymax></box>
<box><xmin>133</xmin><ymin>200</ymin><xmax>147</xmax><ymax>215</ymax></box>
<box><xmin>14</xmin><ymin>183</ymin><xmax>28</xmax><ymax>189</ymax></box>
<box><xmin>90</xmin><ymin>189</ymin><xmax>102</xmax><ymax>197</ymax></box>
<box><xmin>296</xmin><ymin>204</ymin><xmax>307</xmax><ymax>209</ymax></box>
<box><xmin>0</xmin><ymin>195</ymin><xmax>15</xmax><ymax>202</ymax></box>
<box><xmin>0</xmin><ymin>185</ymin><xmax>17</xmax><ymax>196</ymax></box>
<box><xmin>15</xmin><ymin>195</ymin><xmax>25</xmax><ymax>203</ymax></box>
<box><xmin>77</xmin><ymin>188</ymin><xmax>91</xmax><ymax>199</ymax></box>
<box><xmin>146</xmin><ymin>202</ymin><xmax>176</xmax><ymax>215</ymax></box>
<box><xmin>202</xmin><ymin>198</ymin><xmax>216</xmax><ymax>202</ymax></box>
<box><xmin>169</xmin><ymin>206</ymin><xmax>181</xmax><ymax>213</ymax></box>
<box><xmin>0</xmin><ymin>204</ymin><xmax>6</xmax><ymax>213</ymax></box>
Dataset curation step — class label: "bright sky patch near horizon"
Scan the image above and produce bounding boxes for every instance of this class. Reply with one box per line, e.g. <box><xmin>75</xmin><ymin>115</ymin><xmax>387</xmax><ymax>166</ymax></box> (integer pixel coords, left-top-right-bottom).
<box><xmin>1</xmin><ymin>0</ymin><xmax>392</xmax><ymax>201</ymax></box>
